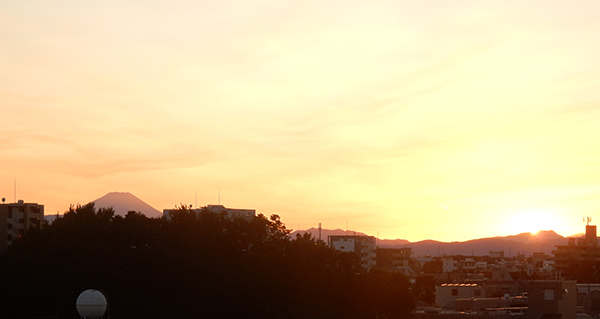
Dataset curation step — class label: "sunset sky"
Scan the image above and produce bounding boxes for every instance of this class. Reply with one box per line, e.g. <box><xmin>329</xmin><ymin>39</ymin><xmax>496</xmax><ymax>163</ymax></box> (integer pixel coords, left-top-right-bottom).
<box><xmin>2</xmin><ymin>1</ymin><xmax>600</xmax><ymax>242</ymax></box>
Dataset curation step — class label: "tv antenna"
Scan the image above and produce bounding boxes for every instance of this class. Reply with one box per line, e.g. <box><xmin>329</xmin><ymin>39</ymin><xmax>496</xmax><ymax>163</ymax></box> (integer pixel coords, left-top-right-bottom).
<box><xmin>585</xmin><ymin>217</ymin><xmax>593</xmax><ymax>226</ymax></box>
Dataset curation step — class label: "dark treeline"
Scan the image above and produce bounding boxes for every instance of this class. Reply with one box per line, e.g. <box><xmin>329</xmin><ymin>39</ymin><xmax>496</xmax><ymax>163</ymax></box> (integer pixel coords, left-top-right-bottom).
<box><xmin>0</xmin><ymin>203</ymin><xmax>414</xmax><ymax>319</ymax></box>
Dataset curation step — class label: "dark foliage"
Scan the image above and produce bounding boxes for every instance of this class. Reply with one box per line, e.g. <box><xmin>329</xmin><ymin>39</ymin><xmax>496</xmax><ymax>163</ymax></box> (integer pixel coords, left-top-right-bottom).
<box><xmin>413</xmin><ymin>275</ymin><xmax>436</xmax><ymax>305</ymax></box>
<box><xmin>0</xmin><ymin>203</ymin><xmax>414</xmax><ymax>318</ymax></box>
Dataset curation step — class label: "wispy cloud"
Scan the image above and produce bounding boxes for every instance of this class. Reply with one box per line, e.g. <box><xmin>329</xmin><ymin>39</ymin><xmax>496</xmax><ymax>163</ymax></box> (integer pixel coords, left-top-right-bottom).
<box><xmin>2</xmin><ymin>0</ymin><xmax>600</xmax><ymax>241</ymax></box>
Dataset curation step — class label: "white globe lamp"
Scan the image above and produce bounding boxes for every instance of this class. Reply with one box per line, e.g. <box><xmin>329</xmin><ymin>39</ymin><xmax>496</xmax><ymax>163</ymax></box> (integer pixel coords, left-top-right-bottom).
<box><xmin>76</xmin><ymin>289</ymin><xmax>108</xmax><ymax>319</ymax></box>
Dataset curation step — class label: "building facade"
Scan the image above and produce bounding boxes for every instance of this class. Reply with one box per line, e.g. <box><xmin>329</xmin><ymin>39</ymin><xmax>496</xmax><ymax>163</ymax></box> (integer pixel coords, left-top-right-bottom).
<box><xmin>435</xmin><ymin>283</ymin><xmax>485</xmax><ymax>308</ymax></box>
<box><xmin>442</xmin><ymin>258</ymin><xmax>458</xmax><ymax>273</ymax></box>
<box><xmin>0</xmin><ymin>200</ymin><xmax>44</xmax><ymax>252</ymax></box>
<box><xmin>375</xmin><ymin>247</ymin><xmax>416</xmax><ymax>275</ymax></box>
<box><xmin>328</xmin><ymin>235</ymin><xmax>376</xmax><ymax>269</ymax></box>
<box><xmin>523</xmin><ymin>280</ymin><xmax>577</xmax><ymax>319</ymax></box>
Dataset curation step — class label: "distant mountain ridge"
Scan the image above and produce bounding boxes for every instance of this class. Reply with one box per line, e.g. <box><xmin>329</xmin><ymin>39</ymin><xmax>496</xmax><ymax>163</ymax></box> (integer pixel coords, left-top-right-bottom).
<box><xmin>46</xmin><ymin>193</ymin><xmax>570</xmax><ymax>255</ymax></box>
<box><xmin>291</xmin><ymin>228</ymin><xmax>568</xmax><ymax>256</ymax></box>
<box><xmin>401</xmin><ymin>230</ymin><xmax>566</xmax><ymax>256</ymax></box>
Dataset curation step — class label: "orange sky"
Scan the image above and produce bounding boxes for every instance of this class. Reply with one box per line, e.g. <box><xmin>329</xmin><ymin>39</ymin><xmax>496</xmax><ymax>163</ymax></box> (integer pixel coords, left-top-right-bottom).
<box><xmin>2</xmin><ymin>1</ymin><xmax>600</xmax><ymax>242</ymax></box>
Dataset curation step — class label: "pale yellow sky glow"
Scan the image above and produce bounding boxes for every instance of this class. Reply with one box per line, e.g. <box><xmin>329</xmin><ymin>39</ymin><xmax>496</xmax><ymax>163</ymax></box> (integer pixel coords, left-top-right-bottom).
<box><xmin>2</xmin><ymin>1</ymin><xmax>600</xmax><ymax>242</ymax></box>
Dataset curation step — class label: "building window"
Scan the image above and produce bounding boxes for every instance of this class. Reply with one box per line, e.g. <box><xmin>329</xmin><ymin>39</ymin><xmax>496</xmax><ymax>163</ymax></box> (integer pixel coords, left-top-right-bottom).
<box><xmin>544</xmin><ymin>289</ymin><xmax>555</xmax><ymax>300</ymax></box>
<box><xmin>452</xmin><ymin>289</ymin><xmax>458</xmax><ymax>296</ymax></box>
<box><xmin>7</xmin><ymin>211</ymin><xmax>12</xmax><ymax>218</ymax></box>
<box><xmin>7</xmin><ymin>235</ymin><xmax>12</xmax><ymax>241</ymax></box>
<box><xmin>474</xmin><ymin>290</ymin><xmax>481</xmax><ymax>297</ymax></box>
<box><xmin>7</xmin><ymin>224</ymin><xmax>12</xmax><ymax>230</ymax></box>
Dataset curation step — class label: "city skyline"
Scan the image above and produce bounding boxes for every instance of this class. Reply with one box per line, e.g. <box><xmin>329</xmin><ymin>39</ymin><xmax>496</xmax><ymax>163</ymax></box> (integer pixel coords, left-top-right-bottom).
<box><xmin>2</xmin><ymin>1</ymin><xmax>600</xmax><ymax>242</ymax></box>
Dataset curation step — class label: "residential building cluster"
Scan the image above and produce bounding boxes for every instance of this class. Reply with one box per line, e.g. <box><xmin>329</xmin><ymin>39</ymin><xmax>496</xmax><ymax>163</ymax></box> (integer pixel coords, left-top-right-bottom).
<box><xmin>326</xmin><ymin>223</ymin><xmax>600</xmax><ymax>319</ymax></box>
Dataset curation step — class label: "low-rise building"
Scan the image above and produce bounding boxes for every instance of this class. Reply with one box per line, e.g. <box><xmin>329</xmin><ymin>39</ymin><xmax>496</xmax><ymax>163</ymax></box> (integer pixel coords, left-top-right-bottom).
<box><xmin>442</xmin><ymin>258</ymin><xmax>458</xmax><ymax>273</ymax></box>
<box><xmin>523</xmin><ymin>280</ymin><xmax>577</xmax><ymax>319</ymax></box>
<box><xmin>458</xmin><ymin>258</ymin><xmax>477</xmax><ymax>272</ymax></box>
<box><xmin>435</xmin><ymin>283</ymin><xmax>485</xmax><ymax>308</ymax></box>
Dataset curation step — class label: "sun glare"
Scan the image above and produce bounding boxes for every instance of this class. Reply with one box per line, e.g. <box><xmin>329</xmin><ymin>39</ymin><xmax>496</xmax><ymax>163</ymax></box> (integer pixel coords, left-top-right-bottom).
<box><xmin>503</xmin><ymin>210</ymin><xmax>562</xmax><ymax>235</ymax></box>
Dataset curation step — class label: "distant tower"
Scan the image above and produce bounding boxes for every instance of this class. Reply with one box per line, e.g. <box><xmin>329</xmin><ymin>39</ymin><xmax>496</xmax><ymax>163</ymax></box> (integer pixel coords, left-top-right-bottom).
<box><xmin>318</xmin><ymin>223</ymin><xmax>322</xmax><ymax>241</ymax></box>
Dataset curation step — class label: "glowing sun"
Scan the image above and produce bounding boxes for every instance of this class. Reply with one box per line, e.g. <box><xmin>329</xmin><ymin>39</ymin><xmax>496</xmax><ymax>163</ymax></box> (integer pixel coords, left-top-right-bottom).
<box><xmin>503</xmin><ymin>210</ymin><xmax>562</xmax><ymax>235</ymax></box>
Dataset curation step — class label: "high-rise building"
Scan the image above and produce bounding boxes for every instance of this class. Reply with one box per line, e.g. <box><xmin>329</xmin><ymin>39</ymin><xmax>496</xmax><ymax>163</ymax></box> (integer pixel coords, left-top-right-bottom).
<box><xmin>0</xmin><ymin>200</ymin><xmax>44</xmax><ymax>252</ymax></box>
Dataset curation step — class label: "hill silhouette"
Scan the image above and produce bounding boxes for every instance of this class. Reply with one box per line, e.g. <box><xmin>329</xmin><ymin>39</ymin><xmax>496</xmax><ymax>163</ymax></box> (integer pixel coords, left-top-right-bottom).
<box><xmin>293</xmin><ymin>228</ymin><xmax>567</xmax><ymax>256</ymax></box>
<box><xmin>92</xmin><ymin>192</ymin><xmax>162</xmax><ymax>218</ymax></box>
<box><xmin>402</xmin><ymin>230</ymin><xmax>566</xmax><ymax>256</ymax></box>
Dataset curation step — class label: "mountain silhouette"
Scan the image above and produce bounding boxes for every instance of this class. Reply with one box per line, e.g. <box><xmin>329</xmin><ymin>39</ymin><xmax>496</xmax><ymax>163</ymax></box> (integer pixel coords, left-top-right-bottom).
<box><xmin>400</xmin><ymin>231</ymin><xmax>566</xmax><ymax>256</ymax></box>
<box><xmin>92</xmin><ymin>192</ymin><xmax>162</xmax><ymax>218</ymax></box>
<box><xmin>293</xmin><ymin>228</ymin><xmax>568</xmax><ymax>256</ymax></box>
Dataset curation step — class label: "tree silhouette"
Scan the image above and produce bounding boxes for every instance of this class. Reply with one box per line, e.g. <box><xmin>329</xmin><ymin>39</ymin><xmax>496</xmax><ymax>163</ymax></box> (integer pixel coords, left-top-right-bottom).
<box><xmin>0</xmin><ymin>203</ymin><xmax>415</xmax><ymax>318</ymax></box>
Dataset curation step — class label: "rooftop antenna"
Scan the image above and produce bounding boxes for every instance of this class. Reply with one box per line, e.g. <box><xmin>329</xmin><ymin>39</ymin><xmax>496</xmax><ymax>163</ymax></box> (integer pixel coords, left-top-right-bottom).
<box><xmin>585</xmin><ymin>216</ymin><xmax>593</xmax><ymax>226</ymax></box>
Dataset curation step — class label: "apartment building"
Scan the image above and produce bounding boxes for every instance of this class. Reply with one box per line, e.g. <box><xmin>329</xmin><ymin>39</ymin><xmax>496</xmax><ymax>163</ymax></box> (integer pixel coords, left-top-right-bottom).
<box><xmin>552</xmin><ymin>224</ymin><xmax>600</xmax><ymax>279</ymax></box>
<box><xmin>0</xmin><ymin>200</ymin><xmax>44</xmax><ymax>252</ymax></box>
<box><xmin>328</xmin><ymin>235</ymin><xmax>376</xmax><ymax>269</ymax></box>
